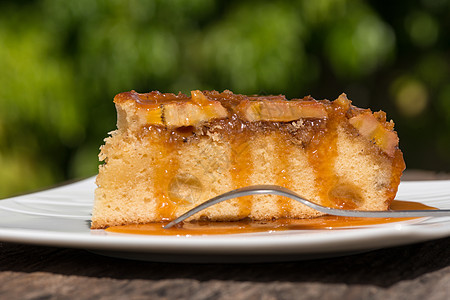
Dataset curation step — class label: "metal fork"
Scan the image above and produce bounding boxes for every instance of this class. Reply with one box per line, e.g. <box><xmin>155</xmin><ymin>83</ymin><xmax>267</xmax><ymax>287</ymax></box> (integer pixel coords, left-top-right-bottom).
<box><xmin>164</xmin><ymin>185</ymin><xmax>450</xmax><ymax>229</ymax></box>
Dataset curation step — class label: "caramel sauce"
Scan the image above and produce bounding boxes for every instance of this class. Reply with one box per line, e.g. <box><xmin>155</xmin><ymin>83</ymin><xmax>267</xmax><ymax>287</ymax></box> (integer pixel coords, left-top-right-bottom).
<box><xmin>306</xmin><ymin>105</ymin><xmax>340</xmax><ymax>208</ymax></box>
<box><xmin>105</xmin><ymin>200</ymin><xmax>436</xmax><ymax>236</ymax></box>
<box><xmin>230</xmin><ymin>135</ymin><xmax>253</xmax><ymax>218</ymax></box>
<box><xmin>152</xmin><ymin>131</ymin><xmax>180</xmax><ymax>221</ymax></box>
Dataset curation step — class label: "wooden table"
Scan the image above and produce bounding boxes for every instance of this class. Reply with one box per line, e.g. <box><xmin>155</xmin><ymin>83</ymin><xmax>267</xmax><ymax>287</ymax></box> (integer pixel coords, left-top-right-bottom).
<box><xmin>1</xmin><ymin>170</ymin><xmax>449</xmax><ymax>299</ymax></box>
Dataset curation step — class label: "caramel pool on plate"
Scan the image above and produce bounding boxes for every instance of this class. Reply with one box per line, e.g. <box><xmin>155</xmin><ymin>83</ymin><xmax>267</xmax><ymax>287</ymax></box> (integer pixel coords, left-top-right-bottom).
<box><xmin>105</xmin><ymin>200</ymin><xmax>436</xmax><ymax>236</ymax></box>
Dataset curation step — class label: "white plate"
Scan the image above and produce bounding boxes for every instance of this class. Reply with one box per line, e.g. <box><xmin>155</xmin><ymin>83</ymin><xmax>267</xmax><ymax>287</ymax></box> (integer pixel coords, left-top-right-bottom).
<box><xmin>0</xmin><ymin>177</ymin><xmax>449</xmax><ymax>263</ymax></box>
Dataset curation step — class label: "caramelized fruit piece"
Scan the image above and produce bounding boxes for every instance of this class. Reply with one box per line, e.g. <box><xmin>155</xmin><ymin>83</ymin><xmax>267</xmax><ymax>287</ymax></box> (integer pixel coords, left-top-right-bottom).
<box><xmin>328</xmin><ymin>181</ymin><xmax>363</xmax><ymax>209</ymax></box>
<box><xmin>334</xmin><ymin>93</ymin><xmax>351</xmax><ymax>111</ymax></box>
<box><xmin>236</xmin><ymin>100</ymin><xmax>327</xmax><ymax>122</ymax></box>
<box><xmin>349</xmin><ymin>112</ymin><xmax>399</xmax><ymax>157</ymax></box>
<box><xmin>191</xmin><ymin>90</ymin><xmax>211</xmax><ymax>105</ymax></box>
<box><xmin>164</xmin><ymin>101</ymin><xmax>228</xmax><ymax>127</ymax></box>
<box><xmin>145</xmin><ymin>106</ymin><xmax>163</xmax><ymax>125</ymax></box>
<box><xmin>168</xmin><ymin>173</ymin><xmax>203</xmax><ymax>207</ymax></box>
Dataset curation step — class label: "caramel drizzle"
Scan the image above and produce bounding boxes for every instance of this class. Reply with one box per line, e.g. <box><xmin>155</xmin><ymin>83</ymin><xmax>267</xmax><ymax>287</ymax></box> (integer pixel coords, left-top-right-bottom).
<box><xmin>153</xmin><ymin>131</ymin><xmax>180</xmax><ymax>221</ymax></box>
<box><xmin>307</xmin><ymin>114</ymin><xmax>339</xmax><ymax>208</ymax></box>
<box><xmin>230</xmin><ymin>134</ymin><xmax>253</xmax><ymax>218</ymax></box>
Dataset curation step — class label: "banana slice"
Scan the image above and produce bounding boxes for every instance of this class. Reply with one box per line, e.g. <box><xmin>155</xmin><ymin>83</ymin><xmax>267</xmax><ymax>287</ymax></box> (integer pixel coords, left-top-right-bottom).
<box><xmin>163</xmin><ymin>90</ymin><xmax>228</xmax><ymax>127</ymax></box>
<box><xmin>235</xmin><ymin>100</ymin><xmax>328</xmax><ymax>122</ymax></box>
<box><xmin>349</xmin><ymin>112</ymin><xmax>399</xmax><ymax>157</ymax></box>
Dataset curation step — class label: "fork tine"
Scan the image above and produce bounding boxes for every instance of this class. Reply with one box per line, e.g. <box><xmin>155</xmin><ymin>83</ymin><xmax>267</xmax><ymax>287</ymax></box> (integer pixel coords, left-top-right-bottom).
<box><xmin>163</xmin><ymin>185</ymin><xmax>450</xmax><ymax>229</ymax></box>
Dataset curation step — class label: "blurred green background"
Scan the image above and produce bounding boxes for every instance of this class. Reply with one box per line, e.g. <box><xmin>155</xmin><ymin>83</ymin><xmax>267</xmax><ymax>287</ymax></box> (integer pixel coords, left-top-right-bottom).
<box><xmin>0</xmin><ymin>0</ymin><xmax>449</xmax><ymax>198</ymax></box>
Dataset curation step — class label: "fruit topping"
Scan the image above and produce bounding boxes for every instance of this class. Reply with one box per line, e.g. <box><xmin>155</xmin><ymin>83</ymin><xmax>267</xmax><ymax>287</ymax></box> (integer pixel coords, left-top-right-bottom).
<box><xmin>235</xmin><ymin>100</ymin><xmax>327</xmax><ymax>122</ymax></box>
<box><xmin>163</xmin><ymin>91</ymin><xmax>229</xmax><ymax>127</ymax></box>
<box><xmin>349</xmin><ymin>112</ymin><xmax>399</xmax><ymax>156</ymax></box>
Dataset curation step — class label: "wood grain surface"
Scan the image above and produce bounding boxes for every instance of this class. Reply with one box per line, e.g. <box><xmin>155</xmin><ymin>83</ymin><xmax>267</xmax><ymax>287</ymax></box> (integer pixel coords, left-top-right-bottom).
<box><xmin>0</xmin><ymin>170</ymin><xmax>449</xmax><ymax>300</ymax></box>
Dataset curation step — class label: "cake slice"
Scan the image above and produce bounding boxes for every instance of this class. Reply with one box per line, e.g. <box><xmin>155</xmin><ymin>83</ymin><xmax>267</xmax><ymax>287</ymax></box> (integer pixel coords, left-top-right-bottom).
<box><xmin>91</xmin><ymin>90</ymin><xmax>405</xmax><ymax>229</ymax></box>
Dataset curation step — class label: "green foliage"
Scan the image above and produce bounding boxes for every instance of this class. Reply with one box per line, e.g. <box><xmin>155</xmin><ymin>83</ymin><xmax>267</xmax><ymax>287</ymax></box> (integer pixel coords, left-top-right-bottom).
<box><xmin>0</xmin><ymin>0</ymin><xmax>449</xmax><ymax>198</ymax></box>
